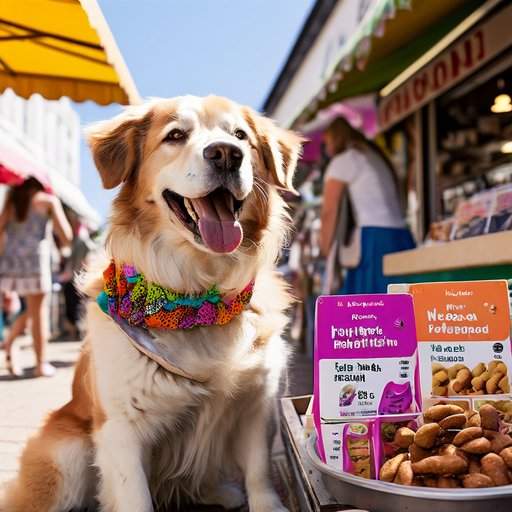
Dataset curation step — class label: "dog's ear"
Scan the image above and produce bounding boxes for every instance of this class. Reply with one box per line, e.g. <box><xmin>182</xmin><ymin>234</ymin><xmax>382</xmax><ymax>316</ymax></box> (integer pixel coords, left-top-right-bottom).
<box><xmin>243</xmin><ymin>108</ymin><xmax>303</xmax><ymax>194</ymax></box>
<box><xmin>85</xmin><ymin>106</ymin><xmax>152</xmax><ymax>189</ymax></box>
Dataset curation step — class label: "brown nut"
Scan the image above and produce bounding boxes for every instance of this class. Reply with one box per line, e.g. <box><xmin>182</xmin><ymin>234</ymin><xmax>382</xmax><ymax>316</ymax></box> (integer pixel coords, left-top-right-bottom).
<box><xmin>453</xmin><ymin>427</ymin><xmax>483</xmax><ymax>446</ymax></box>
<box><xmin>411</xmin><ymin>455</ymin><xmax>468</xmax><ymax>475</ymax></box>
<box><xmin>424</xmin><ymin>404</ymin><xmax>465</xmax><ymax>422</ymax></box>
<box><xmin>411</xmin><ymin>477</ymin><xmax>424</xmax><ymax>487</ymax></box>
<box><xmin>432</xmin><ymin>385</ymin><xmax>448</xmax><ymax>396</ymax></box>
<box><xmin>456</xmin><ymin>448</ymin><xmax>469</xmax><ymax>465</ymax></box>
<box><xmin>423</xmin><ymin>476</ymin><xmax>438</xmax><ymax>488</ymax></box>
<box><xmin>499</xmin><ymin>447</ymin><xmax>512</xmax><ymax>469</ymax></box>
<box><xmin>394</xmin><ymin>427</ymin><xmax>416</xmax><ymax>449</ymax></box>
<box><xmin>499</xmin><ymin>375</ymin><xmax>510</xmax><ymax>394</ymax></box>
<box><xmin>497</xmin><ymin>362</ymin><xmax>508</xmax><ymax>375</ymax></box>
<box><xmin>452</xmin><ymin>369</ymin><xmax>472</xmax><ymax>393</ymax></box>
<box><xmin>380</xmin><ymin>453</ymin><xmax>408</xmax><ymax>482</ymax></box>
<box><xmin>415</xmin><ymin>423</ymin><xmax>441</xmax><ymax>449</ymax></box>
<box><xmin>433</xmin><ymin>370</ymin><xmax>449</xmax><ymax>385</ymax></box>
<box><xmin>472</xmin><ymin>363</ymin><xmax>486</xmax><ymax>378</ymax></box>
<box><xmin>439</xmin><ymin>414</ymin><xmax>467</xmax><ymax>430</ymax></box>
<box><xmin>432</xmin><ymin>363</ymin><xmax>446</xmax><ymax>374</ymax></box>
<box><xmin>486</xmin><ymin>372</ymin><xmax>505</xmax><ymax>394</ymax></box>
<box><xmin>484</xmin><ymin>431</ymin><xmax>512</xmax><ymax>453</ymax></box>
<box><xmin>394</xmin><ymin>460</ymin><xmax>414</xmax><ymax>486</ymax></box>
<box><xmin>469</xmin><ymin>459</ymin><xmax>482</xmax><ymax>474</ymax></box>
<box><xmin>438</xmin><ymin>444</ymin><xmax>457</xmax><ymax>456</ymax></box>
<box><xmin>466</xmin><ymin>413</ymin><xmax>481</xmax><ymax>428</ymax></box>
<box><xmin>437</xmin><ymin>477</ymin><xmax>460</xmax><ymax>488</ymax></box>
<box><xmin>489</xmin><ymin>361</ymin><xmax>508</xmax><ymax>375</ymax></box>
<box><xmin>472</xmin><ymin>371</ymin><xmax>491</xmax><ymax>391</ymax></box>
<box><xmin>480</xmin><ymin>404</ymin><xmax>500</xmax><ymax>431</ymax></box>
<box><xmin>409</xmin><ymin>443</ymin><xmax>430</xmax><ymax>463</ymax></box>
<box><xmin>448</xmin><ymin>364</ymin><xmax>467</xmax><ymax>380</ymax></box>
<box><xmin>462</xmin><ymin>473</ymin><xmax>494</xmax><ymax>488</ymax></box>
<box><xmin>481</xmin><ymin>453</ymin><xmax>510</xmax><ymax>486</ymax></box>
<box><xmin>460</xmin><ymin>437</ymin><xmax>492</xmax><ymax>455</ymax></box>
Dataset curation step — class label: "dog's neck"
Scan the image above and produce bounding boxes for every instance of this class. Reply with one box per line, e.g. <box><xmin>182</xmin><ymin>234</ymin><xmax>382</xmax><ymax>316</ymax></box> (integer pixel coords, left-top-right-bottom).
<box><xmin>106</xmin><ymin>227</ymin><xmax>263</xmax><ymax>295</ymax></box>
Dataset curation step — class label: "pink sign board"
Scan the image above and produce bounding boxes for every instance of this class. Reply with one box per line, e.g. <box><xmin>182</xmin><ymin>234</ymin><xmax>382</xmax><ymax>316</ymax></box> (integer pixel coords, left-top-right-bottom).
<box><xmin>314</xmin><ymin>294</ymin><xmax>420</xmax><ymax>465</ymax></box>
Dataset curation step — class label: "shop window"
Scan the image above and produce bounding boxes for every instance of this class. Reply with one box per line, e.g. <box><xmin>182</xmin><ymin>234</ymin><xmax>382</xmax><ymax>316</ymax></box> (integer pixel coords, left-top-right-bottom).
<box><xmin>436</xmin><ymin>60</ymin><xmax>512</xmax><ymax>240</ymax></box>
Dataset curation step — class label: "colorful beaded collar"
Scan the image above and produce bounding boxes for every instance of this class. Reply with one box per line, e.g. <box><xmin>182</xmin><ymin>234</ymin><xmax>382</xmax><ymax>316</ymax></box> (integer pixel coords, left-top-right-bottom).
<box><xmin>97</xmin><ymin>260</ymin><xmax>254</xmax><ymax>331</ymax></box>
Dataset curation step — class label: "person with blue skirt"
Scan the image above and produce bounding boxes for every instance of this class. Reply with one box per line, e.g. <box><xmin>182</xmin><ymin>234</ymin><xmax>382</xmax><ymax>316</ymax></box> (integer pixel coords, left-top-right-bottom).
<box><xmin>320</xmin><ymin>117</ymin><xmax>415</xmax><ymax>294</ymax></box>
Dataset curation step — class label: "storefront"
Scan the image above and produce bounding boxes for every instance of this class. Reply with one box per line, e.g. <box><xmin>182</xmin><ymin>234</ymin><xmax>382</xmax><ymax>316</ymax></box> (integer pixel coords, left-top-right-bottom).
<box><xmin>379</xmin><ymin>0</ymin><xmax>512</xmax><ymax>284</ymax></box>
<box><xmin>263</xmin><ymin>0</ymin><xmax>512</xmax><ymax>356</ymax></box>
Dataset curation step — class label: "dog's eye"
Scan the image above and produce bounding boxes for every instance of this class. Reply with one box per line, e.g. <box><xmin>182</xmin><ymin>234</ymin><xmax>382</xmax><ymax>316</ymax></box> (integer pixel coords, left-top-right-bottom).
<box><xmin>234</xmin><ymin>129</ymin><xmax>247</xmax><ymax>140</ymax></box>
<box><xmin>164</xmin><ymin>129</ymin><xmax>186</xmax><ymax>143</ymax></box>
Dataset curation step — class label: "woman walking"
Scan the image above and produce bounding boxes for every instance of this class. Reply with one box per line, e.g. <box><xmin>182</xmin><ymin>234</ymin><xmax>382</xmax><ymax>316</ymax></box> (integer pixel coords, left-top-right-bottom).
<box><xmin>0</xmin><ymin>177</ymin><xmax>72</xmax><ymax>377</ymax></box>
<box><xmin>320</xmin><ymin>117</ymin><xmax>415</xmax><ymax>294</ymax></box>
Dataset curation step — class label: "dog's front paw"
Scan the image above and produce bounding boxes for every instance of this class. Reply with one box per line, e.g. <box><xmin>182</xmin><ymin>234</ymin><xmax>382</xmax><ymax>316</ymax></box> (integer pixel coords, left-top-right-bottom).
<box><xmin>248</xmin><ymin>489</ymin><xmax>288</xmax><ymax>512</ymax></box>
<box><xmin>201</xmin><ymin>482</ymin><xmax>246</xmax><ymax>510</ymax></box>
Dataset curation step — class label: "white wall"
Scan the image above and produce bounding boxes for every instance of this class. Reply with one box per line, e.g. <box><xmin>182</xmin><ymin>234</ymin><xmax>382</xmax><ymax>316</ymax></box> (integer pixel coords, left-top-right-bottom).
<box><xmin>270</xmin><ymin>0</ymin><xmax>377</xmax><ymax>127</ymax></box>
<box><xmin>0</xmin><ymin>88</ymin><xmax>80</xmax><ymax>186</ymax></box>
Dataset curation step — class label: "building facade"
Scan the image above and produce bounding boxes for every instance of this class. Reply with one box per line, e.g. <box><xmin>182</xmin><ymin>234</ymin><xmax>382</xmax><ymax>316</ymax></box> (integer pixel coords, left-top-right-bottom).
<box><xmin>0</xmin><ymin>88</ymin><xmax>99</xmax><ymax>227</ymax></box>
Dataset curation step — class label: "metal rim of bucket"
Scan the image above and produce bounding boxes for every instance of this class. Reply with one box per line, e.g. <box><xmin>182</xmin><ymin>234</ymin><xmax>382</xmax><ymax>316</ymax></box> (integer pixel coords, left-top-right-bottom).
<box><xmin>305</xmin><ymin>434</ymin><xmax>512</xmax><ymax>501</ymax></box>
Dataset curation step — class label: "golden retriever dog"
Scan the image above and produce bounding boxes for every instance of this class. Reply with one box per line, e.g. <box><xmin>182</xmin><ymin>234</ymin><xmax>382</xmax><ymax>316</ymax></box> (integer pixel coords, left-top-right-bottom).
<box><xmin>0</xmin><ymin>95</ymin><xmax>302</xmax><ymax>512</ymax></box>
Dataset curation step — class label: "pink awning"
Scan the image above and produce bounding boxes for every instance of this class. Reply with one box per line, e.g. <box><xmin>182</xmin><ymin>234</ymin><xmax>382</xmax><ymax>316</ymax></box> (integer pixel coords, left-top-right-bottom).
<box><xmin>0</xmin><ymin>142</ymin><xmax>53</xmax><ymax>191</ymax></box>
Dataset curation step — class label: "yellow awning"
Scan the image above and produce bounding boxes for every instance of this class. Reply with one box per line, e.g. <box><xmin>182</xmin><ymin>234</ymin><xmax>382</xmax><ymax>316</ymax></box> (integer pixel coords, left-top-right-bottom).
<box><xmin>0</xmin><ymin>0</ymin><xmax>140</xmax><ymax>105</ymax></box>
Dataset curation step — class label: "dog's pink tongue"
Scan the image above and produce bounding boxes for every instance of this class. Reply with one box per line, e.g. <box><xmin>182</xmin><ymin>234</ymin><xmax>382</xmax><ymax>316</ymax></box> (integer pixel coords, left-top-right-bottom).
<box><xmin>190</xmin><ymin>191</ymin><xmax>242</xmax><ymax>253</ymax></box>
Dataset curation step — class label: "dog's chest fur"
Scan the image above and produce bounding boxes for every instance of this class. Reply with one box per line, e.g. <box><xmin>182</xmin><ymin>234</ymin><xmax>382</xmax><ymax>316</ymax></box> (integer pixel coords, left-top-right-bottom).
<box><xmin>87</xmin><ymin>302</ymin><xmax>286</xmax><ymax>497</ymax></box>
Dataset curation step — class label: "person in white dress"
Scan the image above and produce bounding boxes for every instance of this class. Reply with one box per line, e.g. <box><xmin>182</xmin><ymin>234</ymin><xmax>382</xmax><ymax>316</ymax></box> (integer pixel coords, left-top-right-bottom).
<box><xmin>0</xmin><ymin>177</ymin><xmax>72</xmax><ymax>377</ymax></box>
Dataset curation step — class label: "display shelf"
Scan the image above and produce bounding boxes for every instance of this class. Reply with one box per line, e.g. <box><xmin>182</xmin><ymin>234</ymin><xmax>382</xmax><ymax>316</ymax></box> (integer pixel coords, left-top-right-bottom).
<box><xmin>383</xmin><ymin>231</ymin><xmax>512</xmax><ymax>276</ymax></box>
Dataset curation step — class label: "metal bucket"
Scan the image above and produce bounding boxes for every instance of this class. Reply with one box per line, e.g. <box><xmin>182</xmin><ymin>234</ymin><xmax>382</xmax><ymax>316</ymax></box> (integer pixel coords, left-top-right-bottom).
<box><xmin>305</xmin><ymin>435</ymin><xmax>512</xmax><ymax>512</ymax></box>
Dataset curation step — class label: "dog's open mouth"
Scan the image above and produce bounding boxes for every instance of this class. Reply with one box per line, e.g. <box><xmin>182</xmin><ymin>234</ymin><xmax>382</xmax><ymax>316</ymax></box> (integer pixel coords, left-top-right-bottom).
<box><xmin>163</xmin><ymin>188</ymin><xmax>244</xmax><ymax>253</ymax></box>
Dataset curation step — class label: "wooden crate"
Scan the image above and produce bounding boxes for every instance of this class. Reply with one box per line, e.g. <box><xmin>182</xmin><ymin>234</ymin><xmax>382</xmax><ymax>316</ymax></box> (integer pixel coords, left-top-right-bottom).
<box><xmin>280</xmin><ymin>395</ymin><xmax>355</xmax><ymax>512</ymax></box>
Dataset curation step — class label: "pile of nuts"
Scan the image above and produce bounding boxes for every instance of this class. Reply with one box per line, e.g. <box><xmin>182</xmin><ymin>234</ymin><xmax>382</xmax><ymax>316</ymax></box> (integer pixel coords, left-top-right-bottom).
<box><xmin>432</xmin><ymin>362</ymin><xmax>509</xmax><ymax>396</ymax></box>
<box><xmin>379</xmin><ymin>403</ymin><xmax>512</xmax><ymax>487</ymax></box>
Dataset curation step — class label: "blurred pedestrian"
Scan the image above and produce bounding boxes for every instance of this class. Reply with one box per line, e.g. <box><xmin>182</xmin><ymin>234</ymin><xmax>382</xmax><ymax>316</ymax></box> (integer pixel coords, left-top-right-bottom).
<box><xmin>59</xmin><ymin>207</ymin><xmax>96</xmax><ymax>339</ymax></box>
<box><xmin>0</xmin><ymin>177</ymin><xmax>72</xmax><ymax>377</ymax></box>
<box><xmin>320</xmin><ymin>117</ymin><xmax>414</xmax><ymax>294</ymax></box>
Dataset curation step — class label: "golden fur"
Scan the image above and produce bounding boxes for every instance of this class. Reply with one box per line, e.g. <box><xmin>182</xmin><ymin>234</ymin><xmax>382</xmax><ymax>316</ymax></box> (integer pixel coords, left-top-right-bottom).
<box><xmin>0</xmin><ymin>95</ymin><xmax>302</xmax><ymax>512</ymax></box>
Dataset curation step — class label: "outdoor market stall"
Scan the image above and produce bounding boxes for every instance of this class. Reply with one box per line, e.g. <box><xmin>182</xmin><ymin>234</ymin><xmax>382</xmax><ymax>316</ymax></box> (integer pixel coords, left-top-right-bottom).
<box><xmin>281</xmin><ymin>279</ymin><xmax>512</xmax><ymax>511</ymax></box>
<box><xmin>379</xmin><ymin>0</ymin><xmax>512</xmax><ymax>284</ymax></box>
<box><xmin>265</xmin><ymin>0</ymin><xmax>512</xmax><ymax>509</ymax></box>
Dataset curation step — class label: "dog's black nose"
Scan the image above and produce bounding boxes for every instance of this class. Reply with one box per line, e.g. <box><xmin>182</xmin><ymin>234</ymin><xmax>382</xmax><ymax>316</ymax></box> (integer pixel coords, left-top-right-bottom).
<box><xmin>203</xmin><ymin>142</ymin><xmax>243</xmax><ymax>172</ymax></box>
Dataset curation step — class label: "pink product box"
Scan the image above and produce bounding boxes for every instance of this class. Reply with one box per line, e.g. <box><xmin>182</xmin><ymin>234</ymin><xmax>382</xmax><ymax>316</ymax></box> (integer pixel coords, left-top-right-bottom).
<box><xmin>314</xmin><ymin>294</ymin><xmax>421</xmax><ymax>465</ymax></box>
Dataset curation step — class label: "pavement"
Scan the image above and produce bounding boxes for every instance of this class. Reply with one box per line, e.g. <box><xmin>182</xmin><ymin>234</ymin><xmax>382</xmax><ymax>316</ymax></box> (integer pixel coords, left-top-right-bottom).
<box><xmin>0</xmin><ymin>335</ymin><xmax>313</xmax><ymax>510</ymax></box>
<box><xmin>0</xmin><ymin>336</ymin><xmax>81</xmax><ymax>486</ymax></box>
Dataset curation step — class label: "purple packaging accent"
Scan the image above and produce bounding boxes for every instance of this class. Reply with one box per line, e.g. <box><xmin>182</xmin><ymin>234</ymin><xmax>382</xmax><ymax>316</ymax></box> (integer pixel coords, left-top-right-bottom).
<box><xmin>342</xmin><ymin>422</ymin><xmax>374</xmax><ymax>479</ymax></box>
<box><xmin>314</xmin><ymin>294</ymin><xmax>420</xmax><ymax>463</ymax></box>
<box><xmin>378</xmin><ymin>381</ymin><xmax>413</xmax><ymax>415</ymax></box>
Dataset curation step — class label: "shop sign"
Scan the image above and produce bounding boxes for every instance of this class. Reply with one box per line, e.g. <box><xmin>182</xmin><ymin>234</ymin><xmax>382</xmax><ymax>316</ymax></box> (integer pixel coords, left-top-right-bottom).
<box><xmin>379</xmin><ymin>4</ymin><xmax>512</xmax><ymax>130</ymax></box>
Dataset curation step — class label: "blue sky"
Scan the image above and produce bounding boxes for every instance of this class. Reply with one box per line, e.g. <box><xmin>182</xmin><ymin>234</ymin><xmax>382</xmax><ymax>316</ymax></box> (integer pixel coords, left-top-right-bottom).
<box><xmin>74</xmin><ymin>0</ymin><xmax>314</xmax><ymax>220</ymax></box>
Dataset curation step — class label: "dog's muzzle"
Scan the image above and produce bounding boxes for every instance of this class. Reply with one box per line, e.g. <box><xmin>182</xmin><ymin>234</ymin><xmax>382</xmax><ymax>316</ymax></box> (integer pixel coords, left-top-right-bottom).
<box><xmin>203</xmin><ymin>142</ymin><xmax>243</xmax><ymax>173</ymax></box>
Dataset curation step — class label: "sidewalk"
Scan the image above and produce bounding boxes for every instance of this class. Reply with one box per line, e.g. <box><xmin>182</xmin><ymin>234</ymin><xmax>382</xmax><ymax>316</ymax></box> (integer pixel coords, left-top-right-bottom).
<box><xmin>0</xmin><ymin>337</ymin><xmax>81</xmax><ymax>486</ymax></box>
<box><xmin>0</xmin><ymin>336</ymin><xmax>312</xmax><ymax>510</ymax></box>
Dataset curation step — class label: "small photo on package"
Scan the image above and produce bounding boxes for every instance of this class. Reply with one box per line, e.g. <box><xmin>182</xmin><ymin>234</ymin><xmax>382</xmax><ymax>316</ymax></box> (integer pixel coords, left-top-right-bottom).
<box><xmin>313</xmin><ymin>294</ymin><xmax>420</xmax><ymax>424</ymax></box>
<box><xmin>317</xmin><ymin>421</ymin><xmax>374</xmax><ymax>478</ymax></box>
<box><xmin>342</xmin><ymin>421</ymin><xmax>374</xmax><ymax>479</ymax></box>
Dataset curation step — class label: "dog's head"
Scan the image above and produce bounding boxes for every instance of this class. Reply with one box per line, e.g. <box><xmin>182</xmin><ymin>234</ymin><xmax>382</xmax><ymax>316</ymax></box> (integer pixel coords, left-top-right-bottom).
<box><xmin>87</xmin><ymin>96</ymin><xmax>302</xmax><ymax>256</ymax></box>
